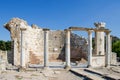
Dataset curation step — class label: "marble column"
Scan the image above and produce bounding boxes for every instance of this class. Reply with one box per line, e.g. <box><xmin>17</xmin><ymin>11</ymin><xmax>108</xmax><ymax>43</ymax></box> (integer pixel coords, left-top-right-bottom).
<box><xmin>94</xmin><ymin>22</ymin><xmax>105</xmax><ymax>55</ymax></box>
<box><xmin>105</xmin><ymin>31</ymin><xmax>111</xmax><ymax>67</ymax></box>
<box><xmin>43</xmin><ymin>28</ymin><xmax>50</xmax><ymax>68</ymax></box>
<box><xmin>65</xmin><ymin>29</ymin><xmax>71</xmax><ymax>69</ymax></box>
<box><xmin>13</xmin><ymin>38</ymin><xmax>17</xmax><ymax>65</ymax></box>
<box><xmin>20</xmin><ymin>28</ymin><xmax>26</xmax><ymax>68</ymax></box>
<box><xmin>88</xmin><ymin>30</ymin><xmax>92</xmax><ymax>67</ymax></box>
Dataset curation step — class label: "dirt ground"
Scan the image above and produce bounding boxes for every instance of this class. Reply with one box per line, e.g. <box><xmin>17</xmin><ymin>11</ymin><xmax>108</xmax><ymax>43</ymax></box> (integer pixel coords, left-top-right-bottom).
<box><xmin>0</xmin><ymin>69</ymin><xmax>82</xmax><ymax>80</ymax></box>
<box><xmin>0</xmin><ymin>65</ymin><xmax>120</xmax><ymax>80</ymax></box>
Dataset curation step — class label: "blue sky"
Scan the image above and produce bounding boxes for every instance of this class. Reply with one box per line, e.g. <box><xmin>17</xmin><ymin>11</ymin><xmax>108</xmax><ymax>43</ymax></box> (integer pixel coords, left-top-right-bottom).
<box><xmin>0</xmin><ymin>0</ymin><xmax>120</xmax><ymax>40</ymax></box>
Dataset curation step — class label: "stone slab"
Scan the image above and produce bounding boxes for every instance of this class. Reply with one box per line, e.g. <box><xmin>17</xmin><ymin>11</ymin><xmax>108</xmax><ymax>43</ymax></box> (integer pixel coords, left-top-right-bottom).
<box><xmin>85</xmin><ymin>68</ymin><xmax>120</xmax><ymax>80</ymax></box>
<box><xmin>71</xmin><ymin>69</ymin><xmax>104</xmax><ymax>80</ymax></box>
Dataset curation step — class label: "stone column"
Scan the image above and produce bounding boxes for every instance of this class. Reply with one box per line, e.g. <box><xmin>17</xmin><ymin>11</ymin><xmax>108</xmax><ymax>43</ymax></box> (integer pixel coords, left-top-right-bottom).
<box><xmin>65</xmin><ymin>29</ymin><xmax>71</xmax><ymax>69</ymax></box>
<box><xmin>94</xmin><ymin>22</ymin><xmax>105</xmax><ymax>55</ymax></box>
<box><xmin>43</xmin><ymin>28</ymin><xmax>50</xmax><ymax>68</ymax></box>
<box><xmin>105</xmin><ymin>31</ymin><xmax>111</xmax><ymax>67</ymax></box>
<box><xmin>88</xmin><ymin>30</ymin><xmax>92</xmax><ymax>67</ymax></box>
<box><xmin>20</xmin><ymin>28</ymin><xmax>26</xmax><ymax>68</ymax></box>
<box><xmin>13</xmin><ymin>38</ymin><xmax>17</xmax><ymax>65</ymax></box>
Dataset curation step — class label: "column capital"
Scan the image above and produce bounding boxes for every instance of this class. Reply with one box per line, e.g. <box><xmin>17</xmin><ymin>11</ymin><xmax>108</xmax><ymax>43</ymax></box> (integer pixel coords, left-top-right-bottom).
<box><xmin>20</xmin><ymin>28</ymin><xmax>27</xmax><ymax>31</ymax></box>
<box><xmin>64</xmin><ymin>29</ymin><xmax>71</xmax><ymax>32</ymax></box>
<box><xmin>94</xmin><ymin>22</ymin><xmax>106</xmax><ymax>28</ymax></box>
<box><xmin>43</xmin><ymin>28</ymin><xmax>50</xmax><ymax>31</ymax></box>
<box><xmin>87</xmin><ymin>30</ymin><xmax>93</xmax><ymax>34</ymax></box>
<box><xmin>105</xmin><ymin>31</ymin><xmax>111</xmax><ymax>35</ymax></box>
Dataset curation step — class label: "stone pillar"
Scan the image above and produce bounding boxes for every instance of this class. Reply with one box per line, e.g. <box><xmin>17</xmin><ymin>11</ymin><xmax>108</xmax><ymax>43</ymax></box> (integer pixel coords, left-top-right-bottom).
<box><xmin>20</xmin><ymin>28</ymin><xmax>26</xmax><ymax>68</ymax></box>
<box><xmin>13</xmin><ymin>38</ymin><xmax>17</xmax><ymax>65</ymax></box>
<box><xmin>94</xmin><ymin>22</ymin><xmax>105</xmax><ymax>55</ymax></box>
<box><xmin>65</xmin><ymin>29</ymin><xmax>71</xmax><ymax>69</ymax></box>
<box><xmin>88</xmin><ymin>30</ymin><xmax>92</xmax><ymax>67</ymax></box>
<box><xmin>43</xmin><ymin>28</ymin><xmax>50</xmax><ymax>68</ymax></box>
<box><xmin>105</xmin><ymin>31</ymin><xmax>111</xmax><ymax>67</ymax></box>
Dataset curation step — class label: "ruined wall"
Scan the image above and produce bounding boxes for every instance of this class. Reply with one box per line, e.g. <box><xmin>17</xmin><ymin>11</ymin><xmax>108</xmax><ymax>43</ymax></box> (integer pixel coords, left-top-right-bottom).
<box><xmin>7</xmin><ymin>51</ymin><xmax>13</xmax><ymax>64</ymax></box>
<box><xmin>0</xmin><ymin>50</ymin><xmax>7</xmax><ymax>62</ymax></box>
<box><xmin>49</xmin><ymin>30</ymin><xmax>65</xmax><ymax>62</ymax></box>
<box><xmin>4</xmin><ymin>18</ymin><xmax>88</xmax><ymax>67</ymax></box>
<box><xmin>0</xmin><ymin>50</ymin><xmax>7</xmax><ymax>70</ymax></box>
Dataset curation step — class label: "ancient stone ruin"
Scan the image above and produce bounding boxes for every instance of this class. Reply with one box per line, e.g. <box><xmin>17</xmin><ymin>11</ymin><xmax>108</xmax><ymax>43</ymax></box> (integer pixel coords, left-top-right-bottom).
<box><xmin>4</xmin><ymin>18</ymin><xmax>114</xmax><ymax>70</ymax></box>
<box><xmin>4</xmin><ymin>18</ymin><xmax>88</xmax><ymax>67</ymax></box>
<box><xmin>0</xmin><ymin>18</ymin><xmax>119</xmax><ymax>80</ymax></box>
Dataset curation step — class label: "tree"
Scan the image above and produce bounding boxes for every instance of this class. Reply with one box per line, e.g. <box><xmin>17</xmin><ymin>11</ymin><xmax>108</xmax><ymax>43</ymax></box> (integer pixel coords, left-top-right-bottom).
<box><xmin>111</xmin><ymin>35</ymin><xmax>120</xmax><ymax>43</ymax></box>
<box><xmin>112</xmin><ymin>40</ymin><xmax>120</xmax><ymax>57</ymax></box>
<box><xmin>5</xmin><ymin>41</ymin><xmax>11</xmax><ymax>51</ymax></box>
<box><xmin>0</xmin><ymin>40</ymin><xmax>11</xmax><ymax>51</ymax></box>
<box><xmin>0</xmin><ymin>40</ymin><xmax>6</xmax><ymax>51</ymax></box>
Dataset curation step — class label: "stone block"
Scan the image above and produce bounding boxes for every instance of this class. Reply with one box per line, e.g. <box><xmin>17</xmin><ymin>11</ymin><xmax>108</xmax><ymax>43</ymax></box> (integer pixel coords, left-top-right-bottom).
<box><xmin>0</xmin><ymin>60</ymin><xmax>6</xmax><ymax>71</ymax></box>
<box><xmin>92</xmin><ymin>56</ymin><xmax>105</xmax><ymax>67</ymax></box>
<box><xmin>111</xmin><ymin>52</ymin><xmax>117</xmax><ymax>65</ymax></box>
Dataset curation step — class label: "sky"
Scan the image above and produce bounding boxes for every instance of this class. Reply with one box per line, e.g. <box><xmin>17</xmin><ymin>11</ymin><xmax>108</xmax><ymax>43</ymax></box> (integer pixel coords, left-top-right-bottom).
<box><xmin>0</xmin><ymin>0</ymin><xmax>120</xmax><ymax>41</ymax></box>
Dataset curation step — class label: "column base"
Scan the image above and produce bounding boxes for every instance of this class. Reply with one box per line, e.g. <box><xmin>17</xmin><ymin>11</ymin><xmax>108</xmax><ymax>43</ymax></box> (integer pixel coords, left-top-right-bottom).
<box><xmin>65</xmin><ymin>66</ymin><xmax>71</xmax><ymax>70</ymax></box>
<box><xmin>18</xmin><ymin>67</ymin><xmax>26</xmax><ymax>72</ymax></box>
<box><xmin>105</xmin><ymin>64</ymin><xmax>110</xmax><ymax>68</ymax></box>
<box><xmin>87</xmin><ymin>65</ymin><xmax>92</xmax><ymax>68</ymax></box>
<box><xmin>41</xmin><ymin>66</ymin><xmax>52</xmax><ymax>73</ymax></box>
<box><xmin>43</xmin><ymin>66</ymin><xmax>50</xmax><ymax>70</ymax></box>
